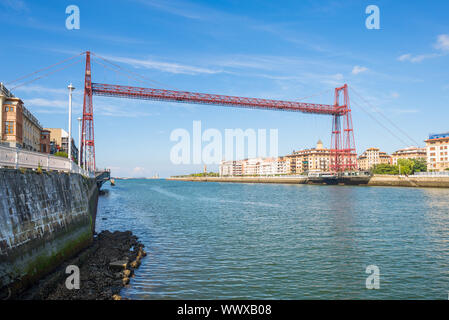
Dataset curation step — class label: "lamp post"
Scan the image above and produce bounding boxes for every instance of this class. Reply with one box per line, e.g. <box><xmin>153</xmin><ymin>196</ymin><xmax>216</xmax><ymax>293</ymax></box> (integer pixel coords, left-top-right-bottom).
<box><xmin>67</xmin><ymin>83</ymin><xmax>75</xmax><ymax>168</ymax></box>
<box><xmin>77</xmin><ymin>117</ymin><xmax>82</xmax><ymax>167</ymax></box>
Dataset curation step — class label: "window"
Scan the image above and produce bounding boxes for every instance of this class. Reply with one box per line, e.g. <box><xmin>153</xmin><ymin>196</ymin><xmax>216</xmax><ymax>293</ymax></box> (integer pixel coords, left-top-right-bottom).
<box><xmin>4</xmin><ymin>121</ymin><xmax>14</xmax><ymax>134</ymax></box>
<box><xmin>5</xmin><ymin>105</ymin><xmax>14</xmax><ymax>112</ymax></box>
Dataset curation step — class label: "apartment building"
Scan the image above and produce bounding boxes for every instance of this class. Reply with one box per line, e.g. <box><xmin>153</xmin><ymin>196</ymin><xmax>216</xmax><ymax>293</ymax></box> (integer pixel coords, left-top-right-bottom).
<box><xmin>45</xmin><ymin>128</ymin><xmax>79</xmax><ymax>162</ymax></box>
<box><xmin>357</xmin><ymin>147</ymin><xmax>391</xmax><ymax>170</ymax></box>
<box><xmin>40</xmin><ymin>129</ymin><xmax>50</xmax><ymax>154</ymax></box>
<box><xmin>425</xmin><ymin>132</ymin><xmax>449</xmax><ymax>171</ymax></box>
<box><xmin>220</xmin><ymin>157</ymin><xmax>291</xmax><ymax>176</ymax></box>
<box><xmin>219</xmin><ymin>160</ymin><xmax>243</xmax><ymax>176</ymax></box>
<box><xmin>1</xmin><ymin>83</ymin><xmax>44</xmax><ymax>152</ymax></box>
<box><xmin>219</xmin><ymin>140</ymin><xmax>359</xmax><ymax>176</ymax></box>
<box><xmin>286</xmin><ymin>140</ymin><xmax>332</xmax><ymax>174</ymax></box>
<box><xmin>391</xmin><ymin>146</ymin><xmax>426</xmax><ymax>165</ymax></box>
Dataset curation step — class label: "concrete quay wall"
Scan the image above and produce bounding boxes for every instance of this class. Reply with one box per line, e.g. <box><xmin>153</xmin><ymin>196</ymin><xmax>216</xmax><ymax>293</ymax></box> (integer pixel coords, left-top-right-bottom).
<box><xmin>169</xmin><ymin>175</ymin><xmax>449</xmax><ymax>188</ymax></box>
<box><xmin>0</xmin><ymin>169</ymin><xmax>99</xmax><ymax>298</ymax></box>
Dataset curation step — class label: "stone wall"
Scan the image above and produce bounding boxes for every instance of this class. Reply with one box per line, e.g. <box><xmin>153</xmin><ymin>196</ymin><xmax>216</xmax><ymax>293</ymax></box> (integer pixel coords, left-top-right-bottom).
<box><xmin>0</xmin><ymin>168</ymin><xmax>98</xmax><ymax>298</ymax></box>
<box><xmin>368</xmin><ymin>174</ymin><xmax>449</xmax><ymax>188</ymax></box>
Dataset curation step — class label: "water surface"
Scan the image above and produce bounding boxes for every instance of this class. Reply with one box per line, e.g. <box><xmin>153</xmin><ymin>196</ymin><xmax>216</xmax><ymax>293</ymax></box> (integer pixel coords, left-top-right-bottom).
<box><xmin>96</xmin><ymin>179</ymin><xmax>449</xmax><ymax>299</ymax></box>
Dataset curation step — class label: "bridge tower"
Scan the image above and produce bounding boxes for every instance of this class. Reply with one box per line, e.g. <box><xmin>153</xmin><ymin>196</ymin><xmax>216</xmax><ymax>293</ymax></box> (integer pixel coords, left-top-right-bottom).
<box><xmin>330</xmin><ymin>84</ymin><xmax>357</xmax><ymax>172</ymax></box>
<box><xmin>81</xmin><ymin>51</ymin><xmax>96</xmax><ymax>172</ymax></box>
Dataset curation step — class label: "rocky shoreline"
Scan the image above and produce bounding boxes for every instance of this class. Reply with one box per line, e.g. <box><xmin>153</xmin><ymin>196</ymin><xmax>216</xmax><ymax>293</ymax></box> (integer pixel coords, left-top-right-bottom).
<box><xmin>19</xmin><ymin>230</ymin><xmax>146</xmax><ymax>300</ymax></box>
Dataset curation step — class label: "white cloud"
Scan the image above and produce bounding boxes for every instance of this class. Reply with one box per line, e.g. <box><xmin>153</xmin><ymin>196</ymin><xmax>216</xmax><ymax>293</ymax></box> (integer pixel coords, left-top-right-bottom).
<box><xmin>398</xmin><ymin>34</ymin><xmax>449</xmax><ymax>63</ymax></box>
<box><xmin>26</xmin><ymin>98</ymin><xmax>67</xmax><ymax>109</ymax></box>
<box><xmin>390</xmin><ymin>92</ymin><xmax>400</xmax><ymax>99</ymax></box>
<box><xmin>101</xmin><ymin>54</ymin><xmax>220</xmax><ymax>75</ymax></box>
<box><xmin>352</xmin><ymin>66</ymin><xmax>368</xmax><ymax>75</ymax></box>
<box><xmin>397</xmin><ymin>53</ymin><xmax>440</xmax><ymax>63</ymax></box>
<box><xmin>0</xmin><ymin>0</ymin><xmax>28</xmax><ymax>11</ymax></box>
<box><xmin>435</xmin><ymin>34</ymin><xmax>449</xmax><ymax>52</ymax></box>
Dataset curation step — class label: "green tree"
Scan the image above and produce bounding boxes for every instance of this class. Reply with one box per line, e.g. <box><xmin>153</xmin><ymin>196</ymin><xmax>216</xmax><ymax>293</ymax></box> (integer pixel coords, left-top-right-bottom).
<box><xmin>411</xmin><ymin>158</ymin><xmax>427</xmax><ymax>173</ymax></box>
<box><xmin>397</xmin><ymin>158</ymin><xmax>414</xmax><ymax>175</ymax></box>
<box><xmin>372</xmin><ymin>163</ymin><xmax>399</xmax><ymax>175</ymax></box>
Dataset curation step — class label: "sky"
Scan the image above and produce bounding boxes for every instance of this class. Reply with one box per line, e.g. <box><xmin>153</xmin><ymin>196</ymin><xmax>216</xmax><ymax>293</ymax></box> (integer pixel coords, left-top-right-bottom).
<box><xmin>1</xmin><ymin>0</ymin><xmax>448</xmax><ymax>177</ymax></box>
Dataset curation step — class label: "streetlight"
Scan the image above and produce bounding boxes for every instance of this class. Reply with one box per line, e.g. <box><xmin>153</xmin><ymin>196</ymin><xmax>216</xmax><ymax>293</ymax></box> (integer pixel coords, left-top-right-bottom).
<box><xmin>67</xmin><ymin>83</ymin><xmax>75</xmax><ymax>168</ymax></box>
<box><xmin>77</xmin><ymin>117</ymin><xmax>82</xmax><ymax>167</ymax></box>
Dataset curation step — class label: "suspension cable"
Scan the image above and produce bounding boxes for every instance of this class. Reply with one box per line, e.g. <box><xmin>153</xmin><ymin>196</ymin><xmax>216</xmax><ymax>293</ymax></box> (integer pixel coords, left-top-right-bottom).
<box><xmin>10</xmin><ymin>58</ymin><xmax>84</xmax><ymax>91</ymax></box>
<box><xmin>351</xmin><ymin>97</ymin><xmax>410</xmax><ymax>147</ymax></box>
<box><xmin>296</xmin><ymin>88</ymin><xmax>333</xmax><ymax>102</ymax></box>
<box><xmin>6</xmin><ymin>52</ymin><xmax>86</xmax><ymax>85</ymax></box>
<box><xmin>349</xmin><ymin>85</ymin><xmax>420</xmax><ymax>146</ymax></box>
<box><xmin>91</xmin><ymin>52</ymin><xmax>180</xmax><ymax>90</ymax></box>
<box><xmin>91</xmin><ymin>57</ymin><xmax>155</xmax><ymax>87</ymax></box>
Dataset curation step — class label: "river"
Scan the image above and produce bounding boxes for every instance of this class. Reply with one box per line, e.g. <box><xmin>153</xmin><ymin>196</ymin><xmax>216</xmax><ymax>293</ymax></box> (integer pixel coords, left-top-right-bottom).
<box><xmin>95</xmin><ymin>179</ymin><xmax>449</xmax><ymax>299</ymax></box>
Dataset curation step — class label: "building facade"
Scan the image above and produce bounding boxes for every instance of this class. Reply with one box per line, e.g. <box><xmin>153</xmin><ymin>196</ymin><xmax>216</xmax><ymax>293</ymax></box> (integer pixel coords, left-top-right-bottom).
<box><xmin>219</xmin><ymin>140</ymin><xmax>357</xmax><ymax>176</ymax></box>
<box><xmin>425</xmin><ymin>133</ymin><xmax>449</xmax><ymax>171</ymax></box>
<box><xmin>285</xmin><ymin>140</ymin><xmax>333</xmax><ymax>174</ymax></box>
<box><xmin>357</xmin><ymin>147</ymin><xmax>391</xmax><ymax>170</ymax></box>
<box><xmin>1</xmin><ymin>83</ymin><xmax>45</xmax><ymax>152</ymax></box>
<box><xmin>391</xmin><ymin>146</ymin><xmax>426</xmax><ymax>165</ymax></box>
<box><xmin>219</xmin><ymin>160</ymin><xmax>243</xmax><ymax>176</ymax></box>
<box><xmin>45</xmin><ymin>128</ymin><xmax>78</xmax><ymax>162</ymax></box>
<box><xmin>40</xmin><ymin>129</ymin><xmax>50</xmax><ymax>154</ymax></box>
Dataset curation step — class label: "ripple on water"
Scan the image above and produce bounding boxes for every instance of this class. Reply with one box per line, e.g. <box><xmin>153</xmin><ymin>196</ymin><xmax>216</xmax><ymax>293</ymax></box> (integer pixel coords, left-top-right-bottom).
<box><xmin>95</xmin><ymin>180</ymin><xmax>449</xmax><ymax>300</ymax></box>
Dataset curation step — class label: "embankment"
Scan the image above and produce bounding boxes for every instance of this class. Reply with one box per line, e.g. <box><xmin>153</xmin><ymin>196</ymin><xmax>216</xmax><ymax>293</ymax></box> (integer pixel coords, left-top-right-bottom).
<box><xmin>0</xmin><ymin>168</ymin><xmax>99</xmax><ymax>298</ymax></box>
<box><xmin>168</xmin><ymin>176</ymin><xmax>307</xmax><ymax>184</ymax></box>
<box><xmin>367</xmin><ymin>174</ymin><xmax>449</xmax><ymax>188</ymax></box>
<box><xmin>168</xmin><ymin>175</ymin><xmax>449</xmax><ymax>188</ymax></box>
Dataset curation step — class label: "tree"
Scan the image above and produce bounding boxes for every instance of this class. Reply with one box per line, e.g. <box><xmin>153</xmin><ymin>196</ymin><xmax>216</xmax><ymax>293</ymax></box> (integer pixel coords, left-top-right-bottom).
<box><xmin>372</xmin><ymin>163</ymin><xmax>398</xmax><ymax>175</ymax></box>
<box><xmin>397</xmin><ymin>159</ymin><xmax>414</xmax><ymax>175</ymax></box>
<box><xmin>411</xmin><ymin>158</ymin><xmax>427</xmax><ymax>173</ymax></box>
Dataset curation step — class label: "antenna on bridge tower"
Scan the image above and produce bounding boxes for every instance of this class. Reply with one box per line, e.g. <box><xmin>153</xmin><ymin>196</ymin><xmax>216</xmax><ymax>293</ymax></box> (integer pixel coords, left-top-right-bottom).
<box><xmin>330</xmin><ymin>84</ymin><xmax>356</xmax><ymax>172</ymax></box>
<box><xmin>81</xmin><ymin>51</ymin><xmax>96</xmax><ymax>173</ymax></box>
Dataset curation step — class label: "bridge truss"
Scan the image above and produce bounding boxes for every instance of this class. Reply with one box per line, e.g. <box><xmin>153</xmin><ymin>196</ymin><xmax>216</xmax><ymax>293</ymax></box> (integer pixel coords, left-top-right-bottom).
<box><xmin>81</xmin><ymin>51</ymin><xmax>357</xmax><ymax>172</ymax></box>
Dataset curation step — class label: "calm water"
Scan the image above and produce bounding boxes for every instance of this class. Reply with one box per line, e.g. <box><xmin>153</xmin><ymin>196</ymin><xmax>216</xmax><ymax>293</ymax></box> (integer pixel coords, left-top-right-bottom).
<box><xmin>95</xmin><ymin>179</ymin><xmax>449</xmax><ymax>299</ymax></box>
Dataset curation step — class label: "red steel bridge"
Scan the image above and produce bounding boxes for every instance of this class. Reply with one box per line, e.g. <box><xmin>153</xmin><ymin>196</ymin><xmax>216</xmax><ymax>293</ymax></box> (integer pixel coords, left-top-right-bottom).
<box><xmin>79</xmin><ymin>51</ymin><xmax>356</xmax><ymax>172</ymax></box>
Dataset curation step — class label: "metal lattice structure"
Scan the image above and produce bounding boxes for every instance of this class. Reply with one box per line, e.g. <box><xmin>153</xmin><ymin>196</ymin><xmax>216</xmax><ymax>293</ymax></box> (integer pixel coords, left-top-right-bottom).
<box><xmin>82</xmin><ymin>52</ymin><xmax>357</xmax><ymax>172</ymax></box>
<box><xmin>81</xmin><ymin>52</ymin><xmax>96</xmax><ymax>172</ymax></box>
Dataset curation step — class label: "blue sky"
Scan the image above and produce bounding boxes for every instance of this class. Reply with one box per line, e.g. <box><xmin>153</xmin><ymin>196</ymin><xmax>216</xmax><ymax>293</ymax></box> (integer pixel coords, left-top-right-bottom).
<box><xmin>1</xmin><ymin>0</ymin><xmax>448</xmax><ymax>177</ymax></box>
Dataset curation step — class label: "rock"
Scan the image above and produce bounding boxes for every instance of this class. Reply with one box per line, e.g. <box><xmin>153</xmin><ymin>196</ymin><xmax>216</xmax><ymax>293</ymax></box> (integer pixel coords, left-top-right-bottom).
<box><xmin>130</xmin><ymin>260</ymin><xmax>140</xmax><ymax>269</ymax></box>
<box><xmin>112</xmin><ymin>294</ymin><xmax>121</xmax><ymax>300</ymax></box>
<box><xmin>123</xmin><ymin>269</ymin><xmax>132</xmax><ymax>277</ymax></box>
<box><xmin>122</xmin><ymin>277</ymin><xmax>130</xmax><ymax>285</ymax></box>
<box><xmin>109</xmin><ymin>260</ymin><xmax>128</xmax><ymax>271</ymax></box>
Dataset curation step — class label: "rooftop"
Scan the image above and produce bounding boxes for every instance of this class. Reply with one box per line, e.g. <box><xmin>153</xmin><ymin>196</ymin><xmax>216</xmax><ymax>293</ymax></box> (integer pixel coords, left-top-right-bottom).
<box><xmin>428</xmin><ymin>132</ymin><xmax>449</xmax><ymax>140</ymax></box>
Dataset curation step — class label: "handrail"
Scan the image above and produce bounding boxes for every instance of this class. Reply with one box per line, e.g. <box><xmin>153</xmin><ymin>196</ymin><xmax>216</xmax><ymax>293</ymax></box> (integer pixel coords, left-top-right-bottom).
<box><xmin>0</xmin><ymin>145</ymin><xmax>91</xmax><ymax>177</ymax></box>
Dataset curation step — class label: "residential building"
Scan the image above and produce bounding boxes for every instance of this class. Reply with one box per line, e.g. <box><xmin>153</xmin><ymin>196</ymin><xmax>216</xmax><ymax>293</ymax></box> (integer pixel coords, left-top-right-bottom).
<box><xmin>40</xmin><ymin>129</ymin><xmax>50</xmax><ymax>154</ymax></box>
<box><xmin>1</xmin><ymin>83</ymin><xmax>45</xmax><ymax>152</ymax></box>
<box><xmin>243</xmin><ymin>157</ymin><xmax>263</xmax><ymax>176</ymax></box>
<box><xmin>358</xmin><ymin>147</ymin><xmax>391</xmax><ymax>170</ymax></box>
<box><xmin>425</xmin><ymin>132</ymin><xmax>449</xmax><ymax>171</ymax></box>
<box><xmin>219</xmin><ymin>160</ymin><xmax>243</xmax><ymax>176</ymax></box>
<box><xmin>45</xmin><ymin>128</ymin><xmax>79</xmax><ymax>162</ymax></box>
<box><xmin>286</xmin><ymin>140</ymin><xmax>332</xmax><ymax>174</ymax></box>
<box><xmin>391</xmin><ymin>146</ymin><xmax>426</xmax><ymax>165</ymax></box>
